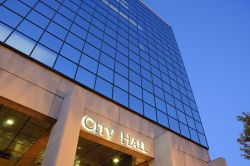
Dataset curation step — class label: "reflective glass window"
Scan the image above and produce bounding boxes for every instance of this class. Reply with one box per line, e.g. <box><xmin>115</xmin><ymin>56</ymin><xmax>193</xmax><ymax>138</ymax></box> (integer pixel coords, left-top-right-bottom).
<box><xmin>177</xmin><ymin>110</ymin><xmax>187</xmax><ymax>124</ymax></box>
<box><xmin>129</xmin><ymin>70</ymin><xmax>141</xmax><ymax>86</ymax></box>
<box><xmin>70</xmin><ymin>23</ymin><xmax>87</xmax><ymax>40</ymax></box>
<box><xmin>4</xmin><ymin>0</ymin><xmax>31</xmax><ymax>16</ymax></box>
<box><xmin>20</xmin><ymin>0</ymin><xmax>38</xmax><ymax>7</ymax></box>
<box><xmin>0</xmin><ymin>22</ymin><xmax>12</xmax><ymax>42</ymax></box>
<box><xmin>31</xmin><ymin>44</ymin><xmax>57</xmax><ymax>67</ymax></box>
<box><xmin>98</xmin><ymin>64</ymin><xmax>113</xmax><ymax>83</ymax></box>
<box><xmin>6</xmin><ymin>31</ymin><xmax>35</xmax><ymax>55</ymax></box>
<box><xmin>102</xmin><ymin>43</ymin><xmax>115</xmax><ymax>58</ymax></box>
<box><xmin>129</xmin><ymin>82</ymin><xmax>142</xmax><ymax>99</ymax></box>
<box><xmin>53</xmin><ymin>13</ymin><xmax>71</xmax><ymax>29</ymax></box>
<box><xmin>103</xmin><ymin>33</ymin><xmax>116</xmax><ymax>48</ymax></box>
<box><xmin>114</xmin><ymin>73</ymin><xmax>128</xmax><ymax>91</ymax></box>
<box><xmin>113</xmin><ymin>87</ymin><xmax>128</xmax><ymax>106</ymax></box>
<box><xmin>169</xmin><ymin>116</ymin><xmax>180</xmax><ymax>133</ymax></box>
<box><xmin>79</xmin><ymin>55</ymin><xmax>98</xmax><ymax>73</ymax></box>
<box><xmin>17</xmin><ymin>20</ymin><xmax>43</xmax><ymax>40</ymax></box>
<box><xmin>47</xmin><ymin>22</ymin><xmax>67</xmax><ymax>40</ymax></box>
<box><xmin>0</xmin><ymin>6</ymin><xmax>22</xmax><ymax>28</ymax></box>
<box><xmin>192</xmin><ymin>110</ymin><xmax>201</xmax><ymax>122</ymax></box>
<box><xmin>60</xmin><ymin>43</ymin><xmax>81</xmax><ymax>63</ymax></box>
<box><xmin>27</xmin><ymin>10</ymin><xmax>50</xmax><ymax>28</ymax></box>
<box><xmin>198</xmin><ymin>133</ymin><xmax>208</xmax><ymax>147</ymax></box>
<box><xmin>129</xmin><ymin>95</ymin><xmax>143</xmax><ymax>115</ymax></box>
<box><xmin>179</xmin><ymin>123</ymin><xmax>190</xmax><ymax>138</ymax></box>
<box><xmin>35</xmin><ymin>2</ymin><xmax>55</xmax><ymax>19</ymax></box>
<box><xmin>59</xmin><ymin>5</ymin><xmax>75</xmax><ymax>20</ymax></box>
<box><xmin>167</xmin><ymin>104</ymin><xmax>177</xmax><ymax>119</ymax></box>
<box><xmin>115</xmin><ymin>62</ymin><xmax>128</xmax><ymax>78</ymax></box>
<box><xmin>144</xmin><ymin>103</ymin><xmax>157</xmax><ymax>121</ymax></box>
<box><xmin>66</xmin><ymin>33</ymin><xmax>84</xmax><ymax>51</ymax></box>
<box><xmin>95</xmin><ymin>77</ymin><xmax>113</xmax><ymax>98</ymax></box>
<box><xmin>142</xmin><ymin>78</ymin><xmax>153</xmax><ymax>93</ymax></box>
<box><xmin>54</xmin><ymin>56</ymin><xmax>77</xmax><ymax>78</ymax></box>
<box><xmin>157</xmin><ymin>111</ymin><xmax>169</xmax><ymax>128</ymax></box>
<box><xmin>190</xmin><ymin>128</ymin><xmax>199</xmax><ymax>143</ymax></box>
<box><xmin>83</xmin><ymin>43</ymin><xmax>100</xmax><ymax>61</ymax></box>
<box><xmin>86</xmin><ymin>33</ymin><xmax>102</xmax><ymax>49</ymax></box>
<box><xmin>40</xmin><ymin>32</ymin><xmax>63</xmax><ymax>52</ymax></box>
<box><xmin>155</xmin><ymin>97</ymin><xmax>166</xmax><ymax>113</ymax></box>
<box><xmin>75</xmin><ymin>67</ymin><xmax>96</xmax><ymax>89</ymax></box>
<box><xmin>143</xmin><ymin>90</ymin><xmax>155</xmax><ymax>106</ymax></box>
<box><xmin>187</xmin><ymin>116</ymin><xmax>196</xmax><ymax>129</ymax></box>
<box><xmin>100</xmin><ymin>52</ymin><xmax>115</xmax><ymax>69</ymax></box>
<box><xmin>195</xmin><ymin>121</ymin><xmax>204</xmax><ymax>134</ymax></box>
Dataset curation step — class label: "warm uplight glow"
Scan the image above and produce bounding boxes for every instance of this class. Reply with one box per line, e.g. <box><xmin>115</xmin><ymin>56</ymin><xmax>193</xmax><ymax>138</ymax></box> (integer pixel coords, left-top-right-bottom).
<box><xmin>6</xmin><ymin>119</ymin><xmax>14</xmax><ymax>125</ymax></box>
<box><xmin>113</xmin><ymin>158</ymin><xmax>119</xmax><ymax>163</ymax></box>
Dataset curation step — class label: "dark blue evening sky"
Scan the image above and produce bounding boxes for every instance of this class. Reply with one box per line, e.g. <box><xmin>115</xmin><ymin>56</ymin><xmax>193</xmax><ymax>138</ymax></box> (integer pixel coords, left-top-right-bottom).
<box><xmin>143</xmin><ymin>0</ymin><xmax>250</xmax><ymax>165</ymax></box>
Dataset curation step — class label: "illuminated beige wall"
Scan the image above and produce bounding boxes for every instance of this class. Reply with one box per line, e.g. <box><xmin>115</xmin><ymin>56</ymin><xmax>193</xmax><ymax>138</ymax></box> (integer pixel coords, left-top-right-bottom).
<box><xmin>0</xmin><ymin>45</ymin><xmax>226</xmax><ymax>166</ymax></box>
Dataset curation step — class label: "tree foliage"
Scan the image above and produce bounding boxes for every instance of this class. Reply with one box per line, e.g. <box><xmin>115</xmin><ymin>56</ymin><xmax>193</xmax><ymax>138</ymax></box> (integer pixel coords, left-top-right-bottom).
<box><xmin>237</xmin><ymin>112</ymin><xmax>250</xmax><ymax>160</ymax></box>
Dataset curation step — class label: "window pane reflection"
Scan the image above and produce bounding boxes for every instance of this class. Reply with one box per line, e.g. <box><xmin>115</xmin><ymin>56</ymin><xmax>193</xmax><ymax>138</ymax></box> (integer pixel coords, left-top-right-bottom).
<box><xmin>6</xmin><ymin>31</ymin><xmax>35</xmax><ymax>55</ymax></box>
<box><xmin>31</xmin><ymin>44</ymin><xmax>57</xmax><ymax>67</ymax></box>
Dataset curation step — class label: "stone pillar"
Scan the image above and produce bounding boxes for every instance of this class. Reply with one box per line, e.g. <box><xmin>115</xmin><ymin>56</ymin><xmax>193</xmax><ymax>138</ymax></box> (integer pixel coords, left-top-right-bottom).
<box><xmin>149</xmin><ymin>132</ymin><xmax>175</xmax><ymax>166</ymax></box>
<box><xmin>42</xmin><ymin>87</ymin><xmax>86</xmax><ymax>166</ymax></box>
<box><xmin>208</xmin><ymin>158</ymin><xmax>227</xmax><ymax>166</ymax></box>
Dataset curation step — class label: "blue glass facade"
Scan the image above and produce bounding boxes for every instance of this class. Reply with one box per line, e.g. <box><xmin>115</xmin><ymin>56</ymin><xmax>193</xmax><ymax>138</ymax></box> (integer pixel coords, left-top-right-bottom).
<box><xmin>0</xmin><ymin>0</ymin><xmax>208</xmax><ymax>148</ymax></box>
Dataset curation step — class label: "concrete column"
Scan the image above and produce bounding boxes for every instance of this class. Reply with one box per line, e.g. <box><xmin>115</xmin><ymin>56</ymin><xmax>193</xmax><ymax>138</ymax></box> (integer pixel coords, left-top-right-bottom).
<box><xmin>42</xmin><ymin>87</ymin><xmax>86</xmax><ymax>166</ymax></box>
<box><xmin>149</xmin><ymin>132</ymin><xmax>175</xmax><ymax>166</ymax></box>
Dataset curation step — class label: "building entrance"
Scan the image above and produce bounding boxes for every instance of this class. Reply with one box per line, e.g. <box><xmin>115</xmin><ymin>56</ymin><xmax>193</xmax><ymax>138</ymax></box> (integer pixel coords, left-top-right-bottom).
<box><xmin>75</xmin><ymin>137</ymin><xmax>147</xmax><ymax>166</ymax></box>
<box><xmin>0</xmin><ymin>104</ymin><xmax>54</xmax><ymax>166</ymax></box>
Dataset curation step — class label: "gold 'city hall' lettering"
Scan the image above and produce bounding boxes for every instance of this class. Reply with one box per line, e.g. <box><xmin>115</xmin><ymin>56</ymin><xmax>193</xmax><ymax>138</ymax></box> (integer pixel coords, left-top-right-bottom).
<box><xmin>120</xmin><ymin>131</ymin><xmax>147</xmax><ymax>153</ymax></box>
<box><xmin>81</xmin><ymin>116</ymin><xmax>148</xmax><ymax>154</ymax></box>
<box><xmin>82</xmin><ymin>116</ymin><xmax>115</xmax><ymax>140</ymax></box>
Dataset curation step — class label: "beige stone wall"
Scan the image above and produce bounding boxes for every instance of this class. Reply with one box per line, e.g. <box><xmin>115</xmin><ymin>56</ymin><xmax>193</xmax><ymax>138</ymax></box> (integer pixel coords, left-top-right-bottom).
<box><xmin>0</xmin><ymin>45</ymin><xmax>214</xmax><ymax>166</ymax></box>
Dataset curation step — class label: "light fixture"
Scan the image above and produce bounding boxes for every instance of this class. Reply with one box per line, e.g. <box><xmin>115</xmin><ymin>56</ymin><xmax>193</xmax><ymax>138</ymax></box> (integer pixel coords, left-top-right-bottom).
<box><xmin>113</xmin><ymin>158</ymin><xmax>119</xmax><ymax>164</ymax></box>
<box><xmin>6</xmin><ymin>119</ymin><xmax>14</xmax><ymax>125</ymax></box>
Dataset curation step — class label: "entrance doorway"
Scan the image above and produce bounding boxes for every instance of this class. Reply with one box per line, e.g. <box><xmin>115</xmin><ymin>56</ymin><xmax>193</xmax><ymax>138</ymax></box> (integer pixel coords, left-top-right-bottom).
<box><xmin>75</xmin><ymin>137</ymin><xmax>147</xmax><ymax>166</ymax></box>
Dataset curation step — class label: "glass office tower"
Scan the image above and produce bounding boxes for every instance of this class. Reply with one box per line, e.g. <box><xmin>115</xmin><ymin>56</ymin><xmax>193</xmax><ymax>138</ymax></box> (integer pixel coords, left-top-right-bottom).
<box><xmin>0</xmin><ymin>0</ymin><xmax>208</xmax><ymax>148</ymax></box>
